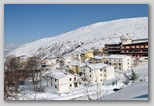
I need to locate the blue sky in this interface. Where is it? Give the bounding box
[4,4,148,46]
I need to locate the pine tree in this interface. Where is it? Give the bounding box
[129,70,138,83]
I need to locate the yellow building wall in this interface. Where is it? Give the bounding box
[99,48,103,53]
[85,52,93,58]
[68,66,79,74]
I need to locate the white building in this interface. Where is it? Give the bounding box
[106,55,131,71]
[84,63,114,83]
[43,70,80,92]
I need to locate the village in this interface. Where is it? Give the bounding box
[38,37,148,91]
[4,36,148,100]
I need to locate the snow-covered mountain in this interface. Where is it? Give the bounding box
[7,17,148,59]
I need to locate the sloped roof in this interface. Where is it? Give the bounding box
[123,38,148,45]
[107,55,128,59]
[87,63,108,70]
[67,60,86,67]
[42,69,70,79]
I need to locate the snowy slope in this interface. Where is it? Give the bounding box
[103,81,148,100]
[7,17,148,59]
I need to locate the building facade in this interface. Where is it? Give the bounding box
[104,43,122,54]
[106,55,131,70]
[84,63,115,83]
[50,73,80,92]
[121,38,148,57]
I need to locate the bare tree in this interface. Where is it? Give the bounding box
[4,55,26,100]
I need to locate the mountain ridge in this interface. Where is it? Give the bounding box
[7,17,148,59]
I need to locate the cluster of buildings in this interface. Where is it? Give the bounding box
[15,37,148,92]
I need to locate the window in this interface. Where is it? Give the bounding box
[128,63,129,65]
[69,78,72,81]
[100,69,102,71]
[100,79,102,81]
[119,63,121,66]
[128,59,129,61]
[55,79,57,82]
[70,84,72,87]
[104,74,106,77]
[74,83,78,87]
[74,77,76,81]
[100,74,102,76]
[104,69,106,72]
[90,75,91,77]
[55,85,57,88]
[89,70,91,73]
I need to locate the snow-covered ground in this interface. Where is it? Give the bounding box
[16,61,148,100]
[102,81,148,100]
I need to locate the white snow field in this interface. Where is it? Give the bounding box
[102,81,148,100]
[7,17,148,59]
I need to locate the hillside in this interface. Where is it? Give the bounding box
[7,17,148,59]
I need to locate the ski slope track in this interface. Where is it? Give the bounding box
[7,17,148,59]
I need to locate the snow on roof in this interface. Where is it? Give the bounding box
[123,38,148,45]
[63,56,72,60]
[43,69,74,79]
[87,63,108,70]
[105,42,120,45]
[69,60,79,66]
[90,56,105,60]
[103,81,148,100]
[107,55,128,59]
[50,71,67,79]
[132,39,148,44]
[67,60,86,67]
[79,63,86,67]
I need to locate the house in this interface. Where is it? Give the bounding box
[43,70,80,92]
[40,59,57,68]
[121,38,148,57]
[66,60,86,74]
[63,56,73,65]
[84,63,114,83]
[106,55,131,70]
[17,55,28,62]
[88,56,108,64]
[80,51,94,62]
[93,48,104,56]
[85,51,94,58]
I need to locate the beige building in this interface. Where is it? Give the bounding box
[89,56,108,64]
[106,55,131,70]
[66,60,86,74]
